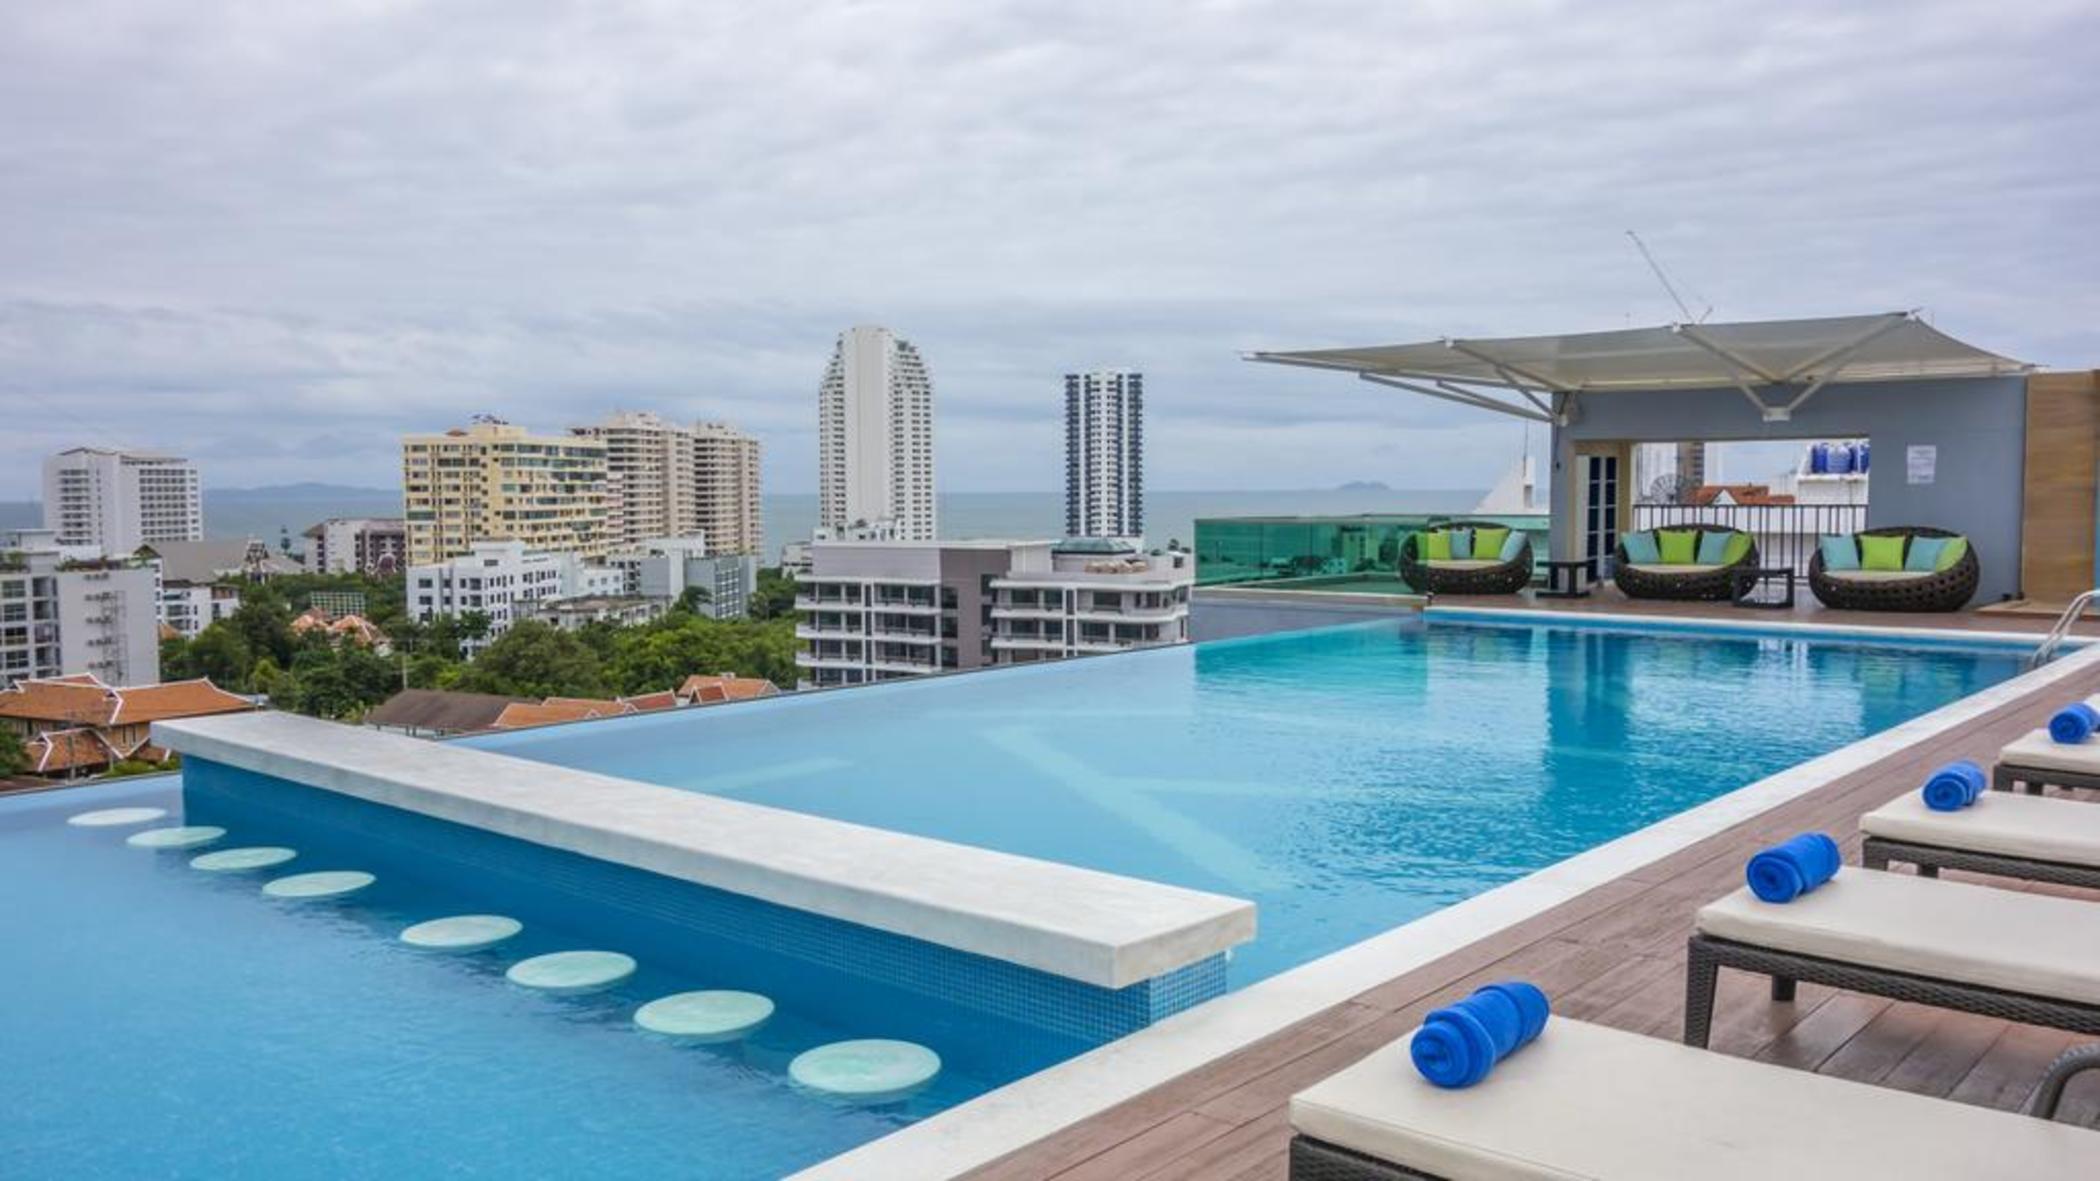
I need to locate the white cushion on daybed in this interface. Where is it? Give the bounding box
[1289,1018,2094,1181]
[1862,789,2100,868]
[2001,726,2100,775]
[1424,559,1505,571]
[1696,871,2100,1006]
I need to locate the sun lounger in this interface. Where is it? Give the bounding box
[1686,870,2100,1047]
[1996,724,2100,795]
[1861,789,2100,888]
[1288,1018,2098,1180]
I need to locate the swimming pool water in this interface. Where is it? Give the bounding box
[0,618,2029,1177]
[0,774,1070,1180]
[474,618,2026,985]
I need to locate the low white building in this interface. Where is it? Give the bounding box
[795,538,1192,688]
[2,530,160,688]
[988,539,1191,663]
[602,534,757,619]
[141,538,302,639]
[408,541,623,654]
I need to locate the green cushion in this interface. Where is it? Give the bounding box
[1419,530,1451,561]
[1721,532,1752,565]
[1471,527,1510,560]
[1656,529,1699,565]
[1934,536,1969,572]
[1859,534,1906,571]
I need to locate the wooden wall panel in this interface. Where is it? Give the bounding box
[2021,371,2100,603]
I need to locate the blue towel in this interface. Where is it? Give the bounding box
[1410,980,1551,1088]
[1920,760,1986,811]
[1745,833,1841,903]
[2049,702,2099,745]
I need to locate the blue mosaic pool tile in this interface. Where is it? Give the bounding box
[182,758,1229,1047]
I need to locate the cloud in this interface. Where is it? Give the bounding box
[1,0,2094,498]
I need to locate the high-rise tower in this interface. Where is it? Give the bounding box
[1064,370,1143,539]
[818,326,935,542]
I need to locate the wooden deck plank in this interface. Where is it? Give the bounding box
[964,631,2100,1180]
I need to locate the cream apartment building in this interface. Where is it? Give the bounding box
[401,420,611,567]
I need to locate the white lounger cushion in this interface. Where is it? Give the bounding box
[1822,569,1937,583]
[1619,562,1724,575]
[1861,790,2100,867]
[1697,871,2100,1006]
[2002,727,2100,775]
[1289,1018,2095,1181]
[1425,559,1506,571]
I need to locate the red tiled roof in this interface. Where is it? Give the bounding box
[26,728,121,774]
[489,700,626,729]
[619,691,680,713]
[0,676,253,728]
[677,674,780,704]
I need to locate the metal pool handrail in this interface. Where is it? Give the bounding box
[2029,588,2100,669]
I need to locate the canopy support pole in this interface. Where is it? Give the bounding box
[1359,373,1555,424]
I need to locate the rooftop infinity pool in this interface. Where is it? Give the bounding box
[0,617,2030,1178]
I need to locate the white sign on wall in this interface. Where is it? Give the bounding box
[1906,444,1937,486]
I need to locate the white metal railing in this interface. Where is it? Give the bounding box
[2030,588,2100,669]
[1631,502,1868,576]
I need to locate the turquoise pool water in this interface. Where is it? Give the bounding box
[474,618,2027,984]
[0,618,2029,1177]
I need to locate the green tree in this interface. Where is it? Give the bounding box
[455,621,608,699]
[608,614,797,692]
[749,567,798,620]
[183,624,256,690]
[0,727,26,775]
[226,593,296,669]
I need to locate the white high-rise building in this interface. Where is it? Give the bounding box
[1064,370,1144,539]
[42,448,202,555]
[818,326,936,542]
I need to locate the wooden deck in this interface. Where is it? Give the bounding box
[967,631,2100,1180]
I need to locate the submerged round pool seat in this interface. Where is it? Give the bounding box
[262,870,375,899]
[789,1039,941,1103]
[400,914,523,952]
[506,951,637,995]
[126,825,226,849]
[634,990,775,1043]
[189,846,297,872]
[66,806,168,828]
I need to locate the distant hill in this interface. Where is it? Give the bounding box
[1333,480,1391,492]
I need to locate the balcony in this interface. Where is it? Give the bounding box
[794,596,867,613]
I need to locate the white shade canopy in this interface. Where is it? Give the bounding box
[1245,312,2029,424]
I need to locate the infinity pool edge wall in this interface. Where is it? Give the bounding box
[153,711,1254,990]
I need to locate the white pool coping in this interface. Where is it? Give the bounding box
[151,711,1254,990]
[792,625,2100,1180]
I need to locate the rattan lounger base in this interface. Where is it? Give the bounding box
[1994,761,2100,796]
[1684,934,2100,1047]
[1861,836,2100,890]
[1289,1136,1442,1181]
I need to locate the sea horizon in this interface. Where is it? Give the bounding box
[1,485,1497,565]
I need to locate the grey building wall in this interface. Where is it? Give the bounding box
[937,545,1013,670]
[1551,375,2027,603]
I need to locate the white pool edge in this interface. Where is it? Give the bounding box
[792,630,2100,1180]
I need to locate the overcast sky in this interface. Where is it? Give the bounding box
[3,0,2095,499]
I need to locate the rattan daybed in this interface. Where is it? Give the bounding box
[1398,521,1533,595]
[1808,525,1979,612]
[1611,524,1758,601]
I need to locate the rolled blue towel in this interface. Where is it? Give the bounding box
[1921,759,1987,811]
[2049,702,2100,745]
[1746,832,1841,903]
[1410,980,1553,1088]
